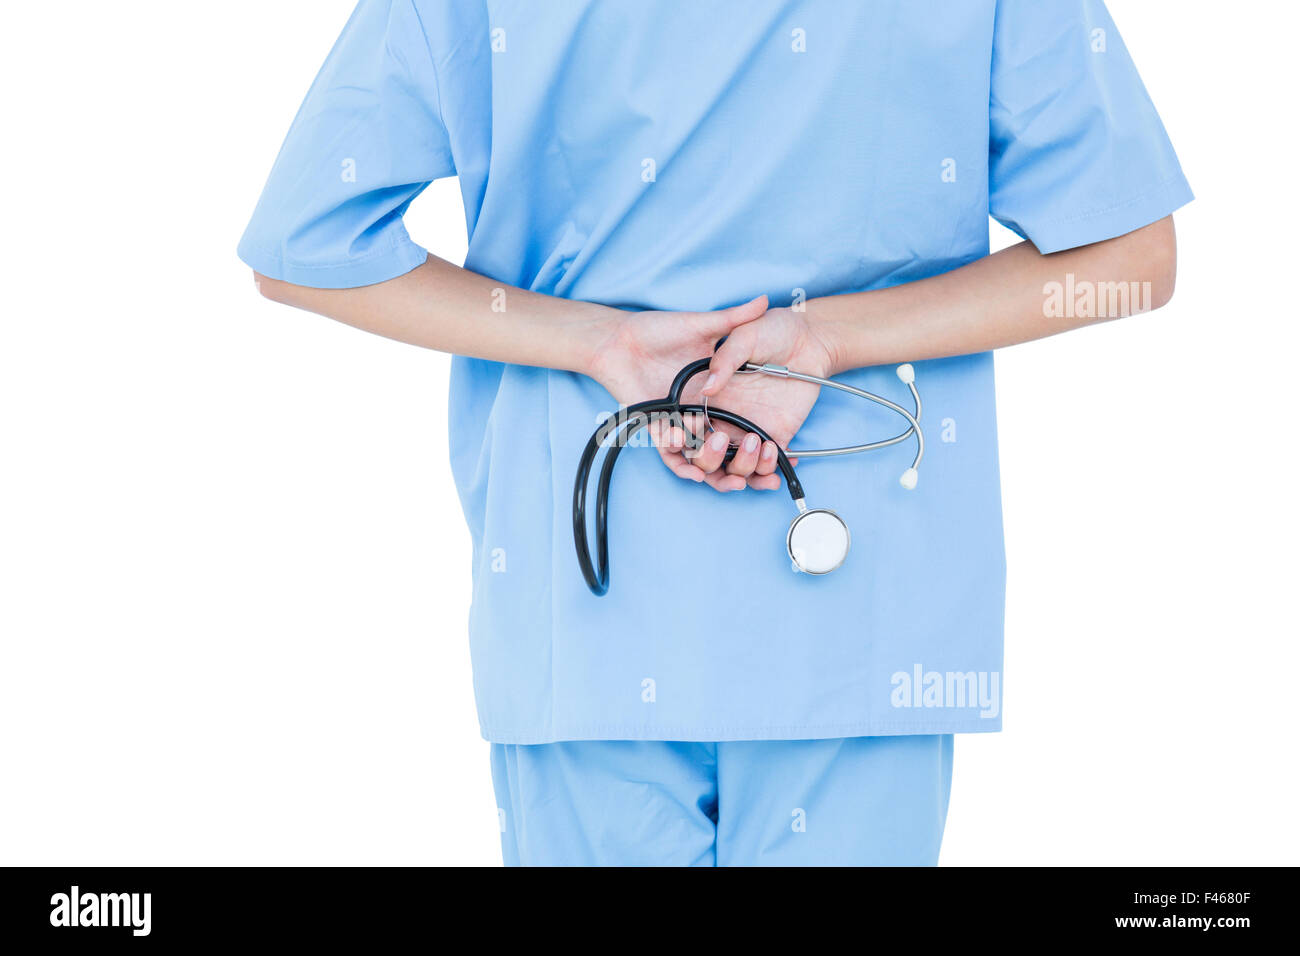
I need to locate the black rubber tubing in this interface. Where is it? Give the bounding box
[573,357,803,596]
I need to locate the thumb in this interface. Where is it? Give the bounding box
[698,295,767,395]
[710,294,768,335]
[702,322,756,396]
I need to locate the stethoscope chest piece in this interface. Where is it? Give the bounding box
[787,506,851,575]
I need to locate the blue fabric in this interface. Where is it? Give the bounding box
[491,735,953,866]
[239,0,1192,742]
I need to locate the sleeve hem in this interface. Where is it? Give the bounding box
[1023,173,1194,255]
[236,236,430,290]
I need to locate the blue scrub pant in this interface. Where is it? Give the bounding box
[490,735,953,866]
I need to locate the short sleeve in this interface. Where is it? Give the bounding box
[237,0,454,288]
[988,0,1193,254]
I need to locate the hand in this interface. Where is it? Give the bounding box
[588,297,839,492]
[589,296,787,491]
[695,305,840,489]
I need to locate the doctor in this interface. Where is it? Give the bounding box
[240,0,1189,866]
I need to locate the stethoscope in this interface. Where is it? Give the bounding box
[573,356,923,595]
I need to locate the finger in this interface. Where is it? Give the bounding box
[754,442,780,476]
[708,294,768,337]
[656,439,706,482]
[726,432,762,477]
[685,428,731,473]
[662,449,706,482]
[648,417,686,454]
[704,470,747,492]
[648,419,705,482]
[753,440,779,477]
[746,442,783,490]
[702,323,756,396]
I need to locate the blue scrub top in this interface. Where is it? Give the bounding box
[239,0,1191,743]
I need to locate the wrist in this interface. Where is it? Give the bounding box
[572,301,624,380]
[804,296,855,376]
[805,288,902,374]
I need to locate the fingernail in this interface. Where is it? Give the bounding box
[762,442,776,460]
[704,374,717,392]
[710,431,728,451]
[743,434,759,452]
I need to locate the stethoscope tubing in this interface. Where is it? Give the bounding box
[573,358,804,595]
[573,356,922,596]
[775,368,924,470]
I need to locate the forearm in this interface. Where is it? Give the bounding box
[811,217,1178,373]
[253,254,617,374]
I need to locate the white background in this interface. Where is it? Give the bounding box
[1,1,1296,866]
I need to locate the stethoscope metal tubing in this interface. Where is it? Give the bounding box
[738,364,925,470]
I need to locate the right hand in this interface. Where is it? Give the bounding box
[588,296,790,491]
